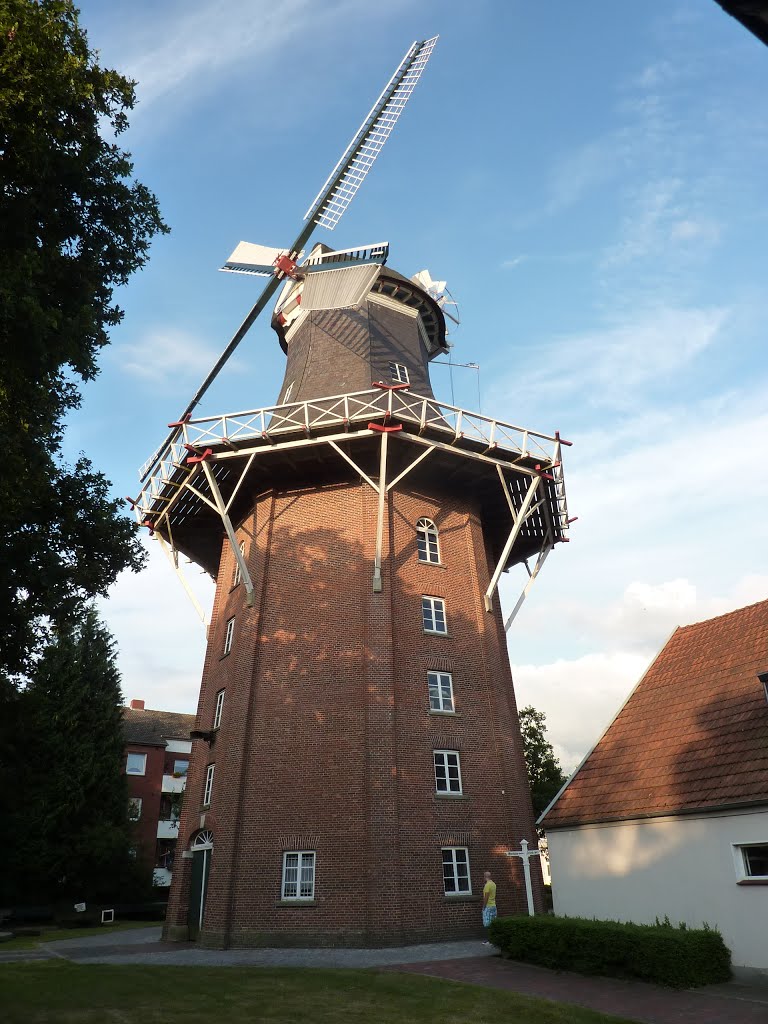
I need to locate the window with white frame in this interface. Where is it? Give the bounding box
[416,518,440,564]
[759,671,768,705]
[283,380,295,404]
[213,689,225,730]
[223,617,235,656]
[422,596,447,634]
[735,843,768,880]
[173,759,189,776]
[128,797,142,821]
[232,540,246,587]
[442,847,471,894]
[126,752,147,776]
[434,749,462,794]
[389,361,409,384]
[428,671,455,713]
[203,764,215,807]
[281,851,315,899]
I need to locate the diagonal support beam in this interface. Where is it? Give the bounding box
[503,536,553,632]
[386,445,435,492]
[200,460,255,607]
[327,440,380,493]
[484,475,542,611]
[156,534,209,627]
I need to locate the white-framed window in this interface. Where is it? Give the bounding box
[416,518,440,564]
[442,847,471,895]
[434,749,462,794]
[428,671,455,713]
[203,764,215,807]
[422,596,447,634]
[389,361,409,384]
[759,671,768,704]
[213,689,225,730]
[281,851,315,900]
[232,540,246,587]
[173,759,189,776]
[223,617,235,656]
[128,797,142,821]
[734,843,768,881]
[283,380,295,404]
[126,752,147,776]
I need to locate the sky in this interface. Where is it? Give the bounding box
[67,0,768,770]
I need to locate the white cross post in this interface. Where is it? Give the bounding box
[505,838,541,916]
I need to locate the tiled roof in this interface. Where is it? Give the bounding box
[122,706,195,746]
[542,599,768,829]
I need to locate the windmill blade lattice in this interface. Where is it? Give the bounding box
[305,36,438,230]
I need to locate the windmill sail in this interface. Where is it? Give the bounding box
[221,242,290,277]
[304,36,438,230]
[144,36,437,480]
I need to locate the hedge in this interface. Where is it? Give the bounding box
[488,915,731,988]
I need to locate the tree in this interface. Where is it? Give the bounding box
[0,0,168,681]
[1,608,144,905]
[519,705,568,819]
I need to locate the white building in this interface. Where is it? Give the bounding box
[541,600,768,978]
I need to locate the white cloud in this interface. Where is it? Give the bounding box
[513,651,648,773]
[98,0,412,122]
[500,256,525,270]
[512,574,768,771]
[113,327,224,384]
[489,304,728,415]
[669,218,720,244]
[99,539,214,714]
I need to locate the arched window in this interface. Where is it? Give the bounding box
[416,518,440,564]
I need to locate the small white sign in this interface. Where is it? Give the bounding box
[73,902,86,913]
[101,909,115,924]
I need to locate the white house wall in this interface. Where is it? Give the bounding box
[547,807,768,971]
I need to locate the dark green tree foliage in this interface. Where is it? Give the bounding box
[0,0,168,680]
[2,608,144,905]
[518,705,567,818]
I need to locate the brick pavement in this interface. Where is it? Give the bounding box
[392,956,768,1024]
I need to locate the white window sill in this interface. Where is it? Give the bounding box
[429,709,459,717]
[435,792,467,800]
[278,899,316,906]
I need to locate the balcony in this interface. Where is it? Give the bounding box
[157,819,180,839]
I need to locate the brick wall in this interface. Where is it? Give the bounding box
[166,473,542,947]
[124,743,164,867]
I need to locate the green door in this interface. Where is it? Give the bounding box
[187,845,211,940]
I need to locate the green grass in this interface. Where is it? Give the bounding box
[0,962,634,1024]
[0,920,159,952]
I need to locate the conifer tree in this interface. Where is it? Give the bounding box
[2,609,142,905]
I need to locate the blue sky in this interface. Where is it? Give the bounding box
[70,0,768,767]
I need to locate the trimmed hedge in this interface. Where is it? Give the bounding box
[488,915,731,988]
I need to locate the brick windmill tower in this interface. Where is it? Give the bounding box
[133,38,571,947]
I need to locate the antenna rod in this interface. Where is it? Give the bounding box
[142,37,437,481]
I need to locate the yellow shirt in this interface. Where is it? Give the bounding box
[483,880,496,908]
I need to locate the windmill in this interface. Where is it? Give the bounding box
[136,35,572,949]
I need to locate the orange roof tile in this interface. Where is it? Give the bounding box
[542,599,768,828]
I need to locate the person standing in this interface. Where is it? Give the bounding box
[482,870,497,942]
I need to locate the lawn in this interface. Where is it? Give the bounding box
[0,920,159,952]
[0,962,634,1024]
